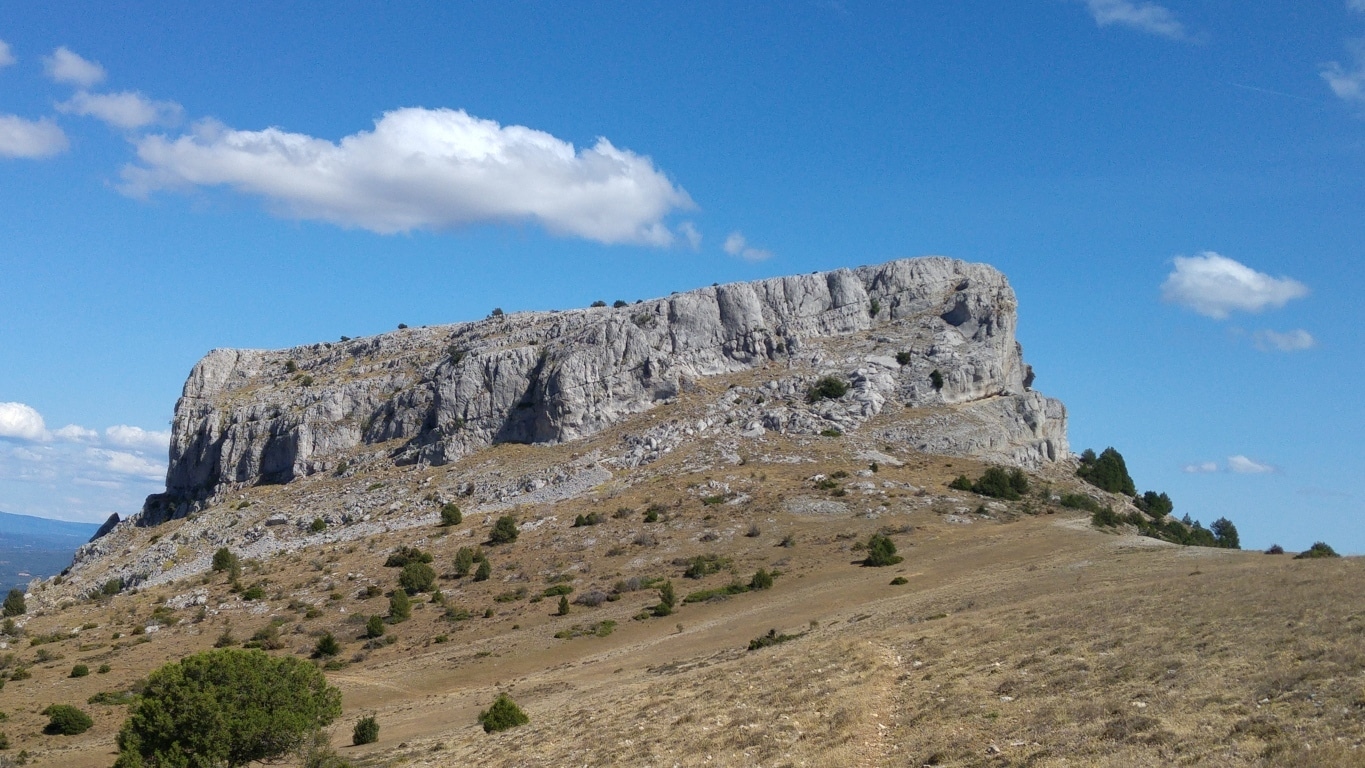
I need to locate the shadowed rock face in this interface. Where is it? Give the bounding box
[138,257,1067,525]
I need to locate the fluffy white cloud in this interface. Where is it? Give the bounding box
[91,448,164,480]
[1182,461,1219,474]
[0,403,49,441]
[1161,252,1308,319]
[0,40,14,68]
[722,231,773,262]
[1253,328,1317,352]
[0,115,69,159]
[58,90,182,130]
[1083,0,1187,40]
[104,425,171,451]
[54,424,99,442]
[43,46,106,87]
[1228,455,1277,474]
[1322,41,1365,105]
[121,108,694,246]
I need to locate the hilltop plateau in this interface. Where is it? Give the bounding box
[1,258,1359,767]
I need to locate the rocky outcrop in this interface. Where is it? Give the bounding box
[139,257,1067,524]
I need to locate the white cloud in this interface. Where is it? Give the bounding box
[1253,329,1317,352]
[1182,461,1219,474]
[1322,40,1365,105]
[1161,252,1309,319]
[120,108,694,246]
[1351,0,1365,13]
[104,425,171,451]
[0,40,15,68]
[54,424,99,442]
[679,221,702,250]
[722,231,773,262]
[1228,455,1277,474]
[43,46,106,87]
[0,403,49,441]
[91,448,165,480]
[57,90,182,130]
[0,115,69,159]
[1083,0,1188,40]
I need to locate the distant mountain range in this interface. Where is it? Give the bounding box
[0,511,100,593]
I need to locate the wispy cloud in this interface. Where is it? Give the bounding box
[1351,0,1365,13]
[1182,461,1219,474]
[43,46,106,88]
[1161,252,1309,319]
[722,231,773,262]
[121,108,695,246]
[1082,0,1188,40]
[0,40,15,69]
[58,90,182,130]
[1228,455,1277,474]
[679,221,702,250]
[1253,329,1317,352]
[0,402,168,523]
[0,115,69,159]
[1322,40,1365,105]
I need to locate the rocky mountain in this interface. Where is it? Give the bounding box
[140,257,1067,526]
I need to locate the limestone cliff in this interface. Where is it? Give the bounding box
[139,257,1067,524]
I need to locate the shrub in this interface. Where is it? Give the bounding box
[1266,544,1285,555]
[453,546,479,577]
[895,351,912,366]
[489,515,519,544]
[309,518,327,533]
[240,583,266,601]
[114,649,340,767]
[212,547,241,579]
[807,376,849,403]
[969,467,1028,500]
[1059,493,1103,513]
[948,475,973,491]
[613,300,628,308]
[929,370,944,390]
[478,693,529,733]
[557,596,570,616]
[2,590,24,618]
[70,664,89,678]
[439,503,462,527]
[748,628,802,651]
[43,704,93,735]
[652,581,676,617]
[1134,491,1174,519]
[399,562,437,594]
[819,428,843,438]
[98,664,111,674]
[749,568,774,590]
[869,298,881,317]
[364,615,385,639]
[683,554,729,579]
[1076,447,1136,496]
[352,715,379,745]
[863,534,903,567]
[543,584,573,597]
[590,300,607,308]
[102,577,126,596]
[473,559,492,582]
[388,589,411,622]
[313,633,341,658]
[572,512,604,527]
[0,732,7,749]
[1295,542,1340,559]
[889,576,909,585]
[383,546,433,568]
[1090,506,1122,527]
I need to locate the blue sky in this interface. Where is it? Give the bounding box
[1,1,1362,553]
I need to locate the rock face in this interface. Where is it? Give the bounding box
[139,257,1067,524]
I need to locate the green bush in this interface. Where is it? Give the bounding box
[114,649,340,767]
[652,581,676,617]
[473,559,492,582]
[1295,542,1340,559]
[44,704,93,735]
[383,546,433,568]
[1090,506,1122,527]
[806,376,849,403]
[613,300,628,308]
[352,715,379,745]
[749,568,774,590]
[240,583,266,601]
[969,467,1028,500]
[2,590,24,618]
[70,664,89,678]
[1076,447,1136,496]
[748,628,802,651]
[683,554,729,579]
[453,546,481,577]
[863,534,903,567]
[399,562,437,594]
[313,633,341,658]
[212,547,241,579]
[895,351,912,366]
[869,298,881,317]
[1059,493,1103,513]
[309,518,327,533]
[557,596,569,616]
[948,475,973,491]
[478,693,529,733]
[388,589,411,623]
[489,515,519,544]
[364,615,385,640]
[439,503,462,527]
[929,370,944,390]
[1134,491,1174,519]
[890,576,909,585]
